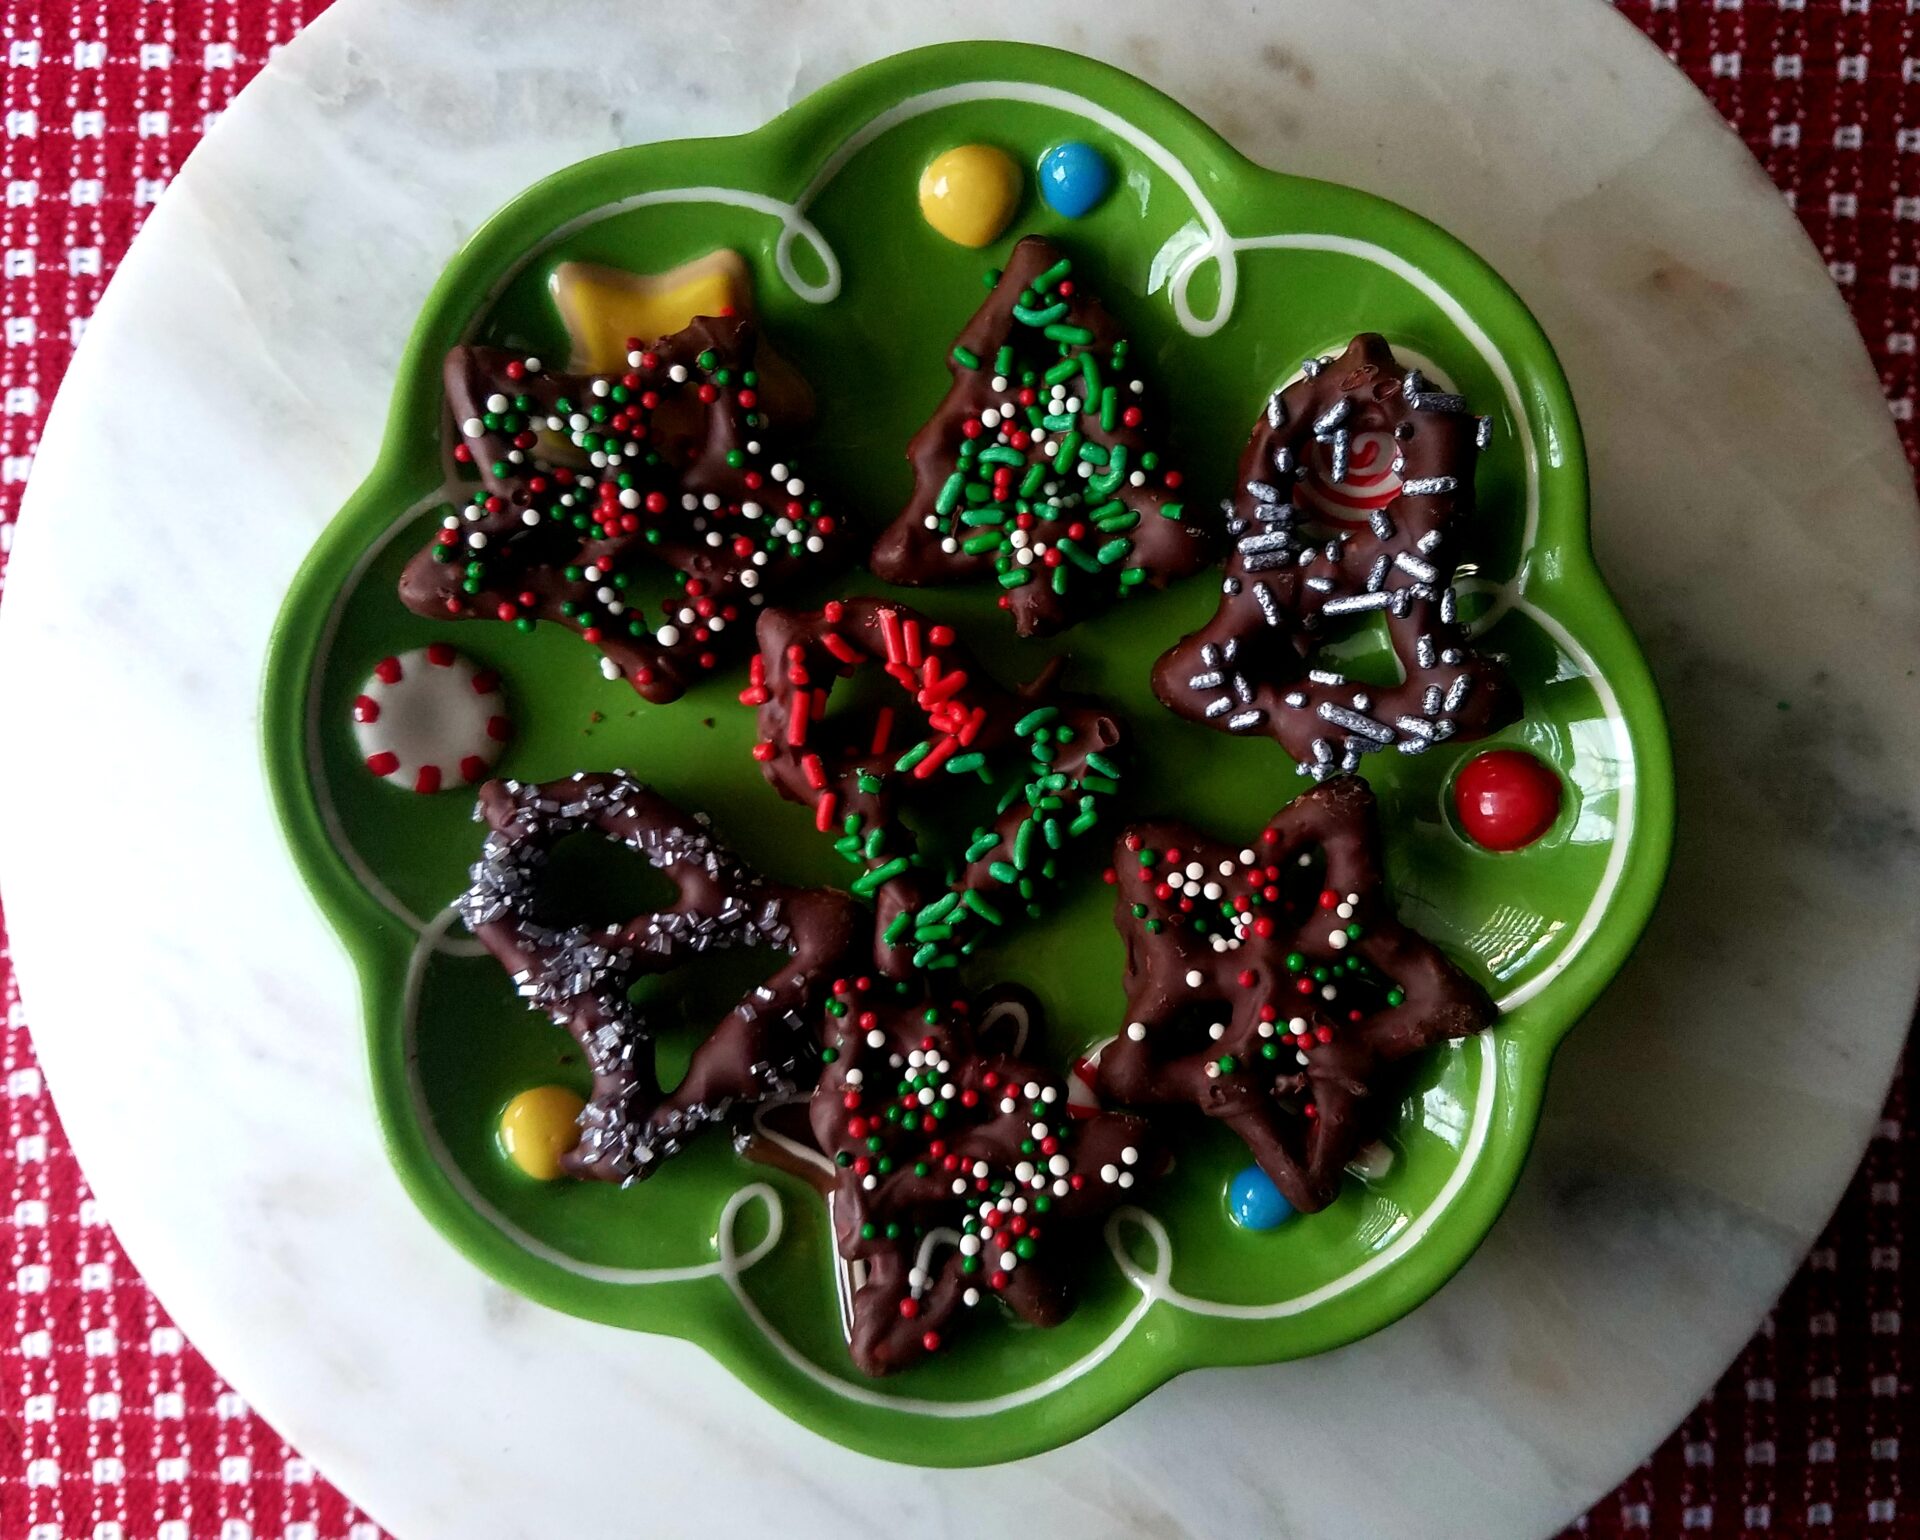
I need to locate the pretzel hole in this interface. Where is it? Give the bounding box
[537,830,677,932]
[1304,609,1405,689]
[629,947,791,1090]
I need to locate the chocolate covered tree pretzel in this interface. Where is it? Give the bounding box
[1152,334,1516,777]
[1099,776,1494,1214]
[744,597,1125,975]
[809,977,1157,1375]
[870,236,1211,636]
[401,313,852,704]
[459,771,861,1182]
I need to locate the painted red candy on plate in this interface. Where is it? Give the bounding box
[1453,748,1561,851]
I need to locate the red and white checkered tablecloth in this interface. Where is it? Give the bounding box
[0,3,1913,1536]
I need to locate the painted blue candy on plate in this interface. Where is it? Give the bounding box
[1228,1165,1297,1230]
[1037,140,1113,218]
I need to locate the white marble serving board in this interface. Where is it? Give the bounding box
[2,2,1917,1536]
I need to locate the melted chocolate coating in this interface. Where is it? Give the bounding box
[400,314,852,704]
[871,235,1211,636]
[1152,334,1516,777]
[1098,776,1494,1214]
[810,980,1158,1376]
[748,596,1125,976]
[459,771,861,1182]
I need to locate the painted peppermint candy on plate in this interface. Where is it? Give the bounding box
[351,643,511,793]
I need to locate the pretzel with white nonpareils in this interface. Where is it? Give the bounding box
[1099,775,1494,1214]
[1151,333,1517,778]
[400,313,853,704]
[809,977,1158,1375]
[459,771,861,1183]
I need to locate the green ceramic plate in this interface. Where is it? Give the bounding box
[263,42,1672,1466]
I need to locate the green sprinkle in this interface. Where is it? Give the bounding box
[959,507,1006,527]
[1043,817,1063,850]
[894,740,932,773]
[1035,256,1072,288]
[1013,819,1034,870]
[1099,386,1118,432]
[997,568,1031,589]
[917,893,962,926]
[1019,463,1046,498]
[1084,751,1121,778]
[965,831,1001,861]
[952,345,981,368]
[863,828,886,859]
[979,444,1024,467]
[988,861,1019,884]
[1043,323,1094,345]
[853,857,912,897]
[1058,537,1100,573]
[1012,299,1069,327]
[1080,774,1119,794]
[1159,500,1186,521]
[962,532,1003,555]
[915,925,952,943]
[1069,807,1099,836]
[994,344,1015,376]
[961,890,1003,924]
[1043,355,1081,386]
[1118,567,1148,588]
[1096,538,1131,566]
[935,472,965,516]
[1015,706,1059,735]
[946,751,987,775]
[1052,430,1082,473]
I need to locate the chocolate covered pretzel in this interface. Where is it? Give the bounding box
[401,313,852,704]
[459,771,861,1182]
[1099,776,1494,1214]
[1152,334,1516,777]
[810,977,1158,1375]
[744,597,1125,975]
[870,236,1212,636]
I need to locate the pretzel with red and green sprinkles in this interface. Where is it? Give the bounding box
[745,597,1125,976]
[870,235,1212,637]
[1099,775,1495,1214]
[399,312,852,705]
[809,976,1158,1376]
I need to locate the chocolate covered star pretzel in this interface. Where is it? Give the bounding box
[810,977,1157,1375]
[401,313,852,704]
[459,771,861,1182]
[744,597,1125,975]
[1099,776,1494,1214]
[1152,334,1516,777]
[870,236,1211,636]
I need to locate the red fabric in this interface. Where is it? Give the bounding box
[0,1,1914,1534]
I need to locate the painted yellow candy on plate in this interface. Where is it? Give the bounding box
[549,251,813,420]
[918,144,1021,248]
[497,1085,586,1181]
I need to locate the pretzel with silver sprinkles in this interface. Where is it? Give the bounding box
[1151,334,1516,778]
[810,976,1158,1375]
[459,771,861,1183]
[1099,775,1494,1214]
